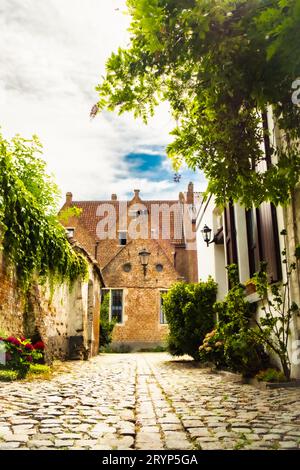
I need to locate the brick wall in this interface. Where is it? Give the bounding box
[102,238,180,348]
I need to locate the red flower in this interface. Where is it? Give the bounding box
[27,355,33,362]
[24,343,34,351]
[6,336,21,346]
[20,336,26,342]
[33,341,45,351]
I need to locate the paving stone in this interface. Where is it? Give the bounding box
[263,434,282,440]
[188,428,212,438]
[3,434,29,442]
[279,441,299,449]
[28,440,54,448]
[0,442,20,449]
[54,439,74,447]
[55,433,82,440]
[75,439,98,448]
[0,353,299,451]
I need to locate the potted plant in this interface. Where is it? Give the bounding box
[243,278,256,296]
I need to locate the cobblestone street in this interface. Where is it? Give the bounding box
[0,353,299,450]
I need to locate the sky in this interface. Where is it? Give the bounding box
[0,0,206,202]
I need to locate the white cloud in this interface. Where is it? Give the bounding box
[0,0,205,203]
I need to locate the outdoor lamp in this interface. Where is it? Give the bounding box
[201,224,213,247]
[139,248,151,276]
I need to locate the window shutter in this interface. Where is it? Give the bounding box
[254,112,282,283]
[224,203,238,266]
[246,208,261,277]
[256,203,282,283]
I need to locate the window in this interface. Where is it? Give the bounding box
[118,231,127,246]
[160,291,168,324]
[224,203,238,266]
[246,209,260,277]
[111,289,123,323]
[66,228,75,238]
[257,203,282,283]
[129,209,148,218]
[156,264,163,272]
[123,263,132,273]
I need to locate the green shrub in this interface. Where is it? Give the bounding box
[29,364,51,375]
[255,368,286,383]
[100,292,116,350]
[0,369,19,382]
[199,329,226,368]
[163,278,217,360]
[199,265,269,377]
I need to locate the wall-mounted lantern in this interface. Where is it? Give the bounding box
[201,224,215,247]
[139,248,151,276]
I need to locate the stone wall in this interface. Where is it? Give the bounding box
[0,246,102,362]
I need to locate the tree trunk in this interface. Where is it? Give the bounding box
[280,358,291,381]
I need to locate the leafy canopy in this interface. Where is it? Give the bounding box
[96,0,300,207]
[0,131,88,289]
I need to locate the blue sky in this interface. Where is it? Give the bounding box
[0,0,207,202]
[124,147,202,197]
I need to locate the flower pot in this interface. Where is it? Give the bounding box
[244,282,256,296]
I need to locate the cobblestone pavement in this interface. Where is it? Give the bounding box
[0,353,300,450]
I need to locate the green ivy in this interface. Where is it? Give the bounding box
[99,291,116,350]
[0,132,88,289]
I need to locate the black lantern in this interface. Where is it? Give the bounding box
[139,248,151,276]
[201,224,213,247]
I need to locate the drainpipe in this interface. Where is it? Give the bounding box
[94,241,99,260]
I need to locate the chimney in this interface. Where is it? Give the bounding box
[186,182,194,204]
[111,194,117,201]
[66,192,73,204]
[134,189,140,198]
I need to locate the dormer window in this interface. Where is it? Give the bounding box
[118,231,127,246]
[128,209,148,218]
[66,228,75,238]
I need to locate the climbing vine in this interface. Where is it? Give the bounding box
[0,132,88,289]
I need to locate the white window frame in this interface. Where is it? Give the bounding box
[66,227,75,238]
[159,290,168,325]
[117,230,128,246]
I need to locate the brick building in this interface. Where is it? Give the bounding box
[60,183,198,350]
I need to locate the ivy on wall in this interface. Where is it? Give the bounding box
[0,131,88,289]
